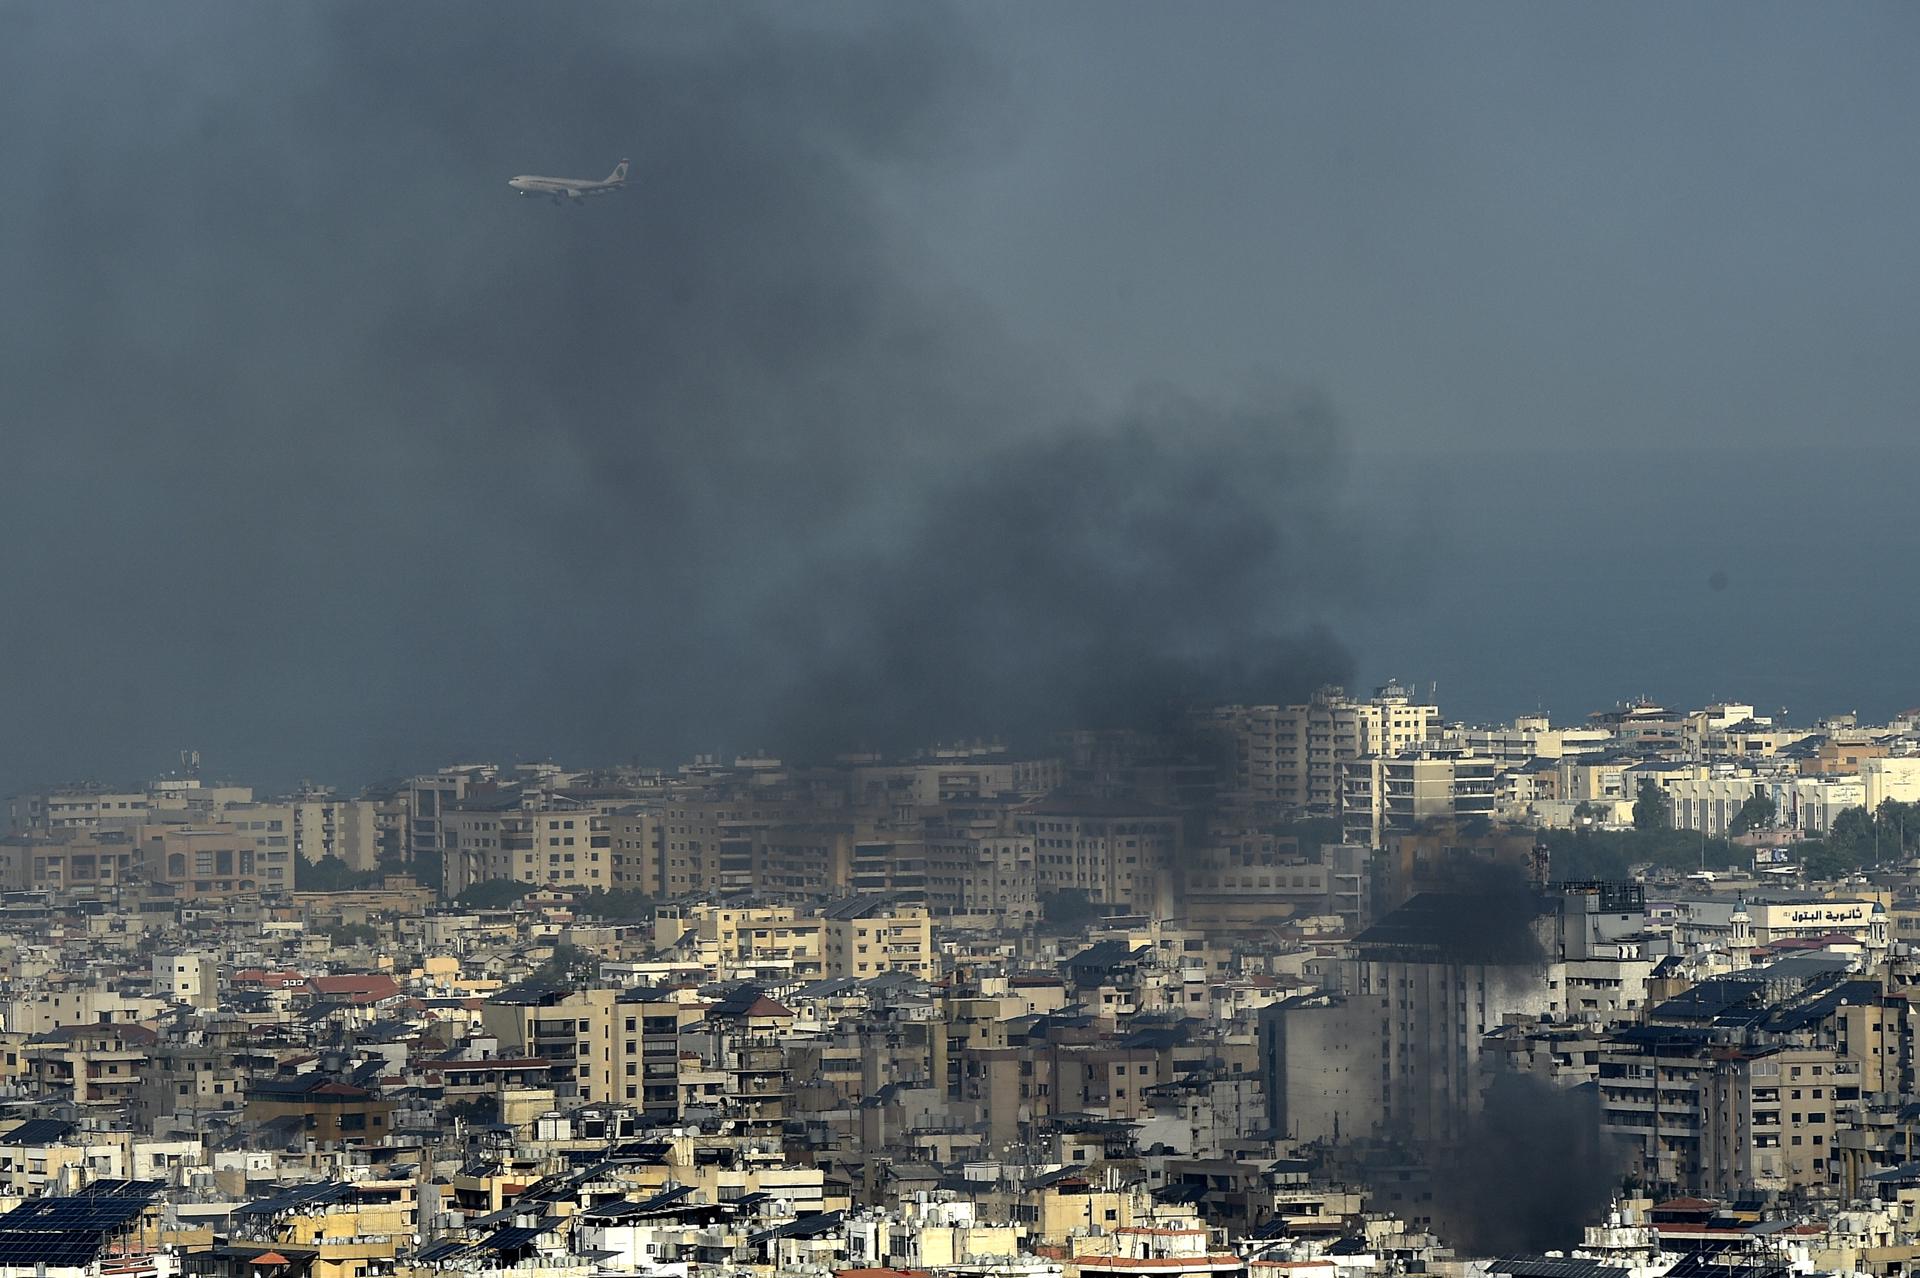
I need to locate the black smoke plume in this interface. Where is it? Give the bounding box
[1430,1074,1624,1255]
[0,2,1370,788]
[771,390,1360,753]
[1358,863,1623,1254]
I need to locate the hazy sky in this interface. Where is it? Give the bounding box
[1,2,1915,792]
[915,4,1920,451]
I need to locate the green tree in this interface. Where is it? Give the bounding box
[573,888,654,921]
[1728,792,1776,837]
[455,878,536,909]
[532,942,598,984]
[295,854,381,892]
[326,922,378,947]
[1873,799,1920,859]
[1633,779,1672,833]
[1794,838,1857,882]
[1538,824,1744,881]
[444,1095,500,1126]
[1823,806,1883,871]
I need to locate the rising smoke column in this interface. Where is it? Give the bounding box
[766,387,1363,753]
[1361,863,1624,1255]
[0,2,1384,784]
[1429,1073,1624,1255]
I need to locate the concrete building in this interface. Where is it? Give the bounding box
[850,752,1063,807]
[1339,754,1498,848]
[651,899,936,982]
[0,830,137,901]
[152,953,217,1010]
[1700,1045,1846,1197]
[1212,683,1440,813]
[1863,756,1920,810]
[1262,883,1649,1147]
[136,824,295,899]
[289,798,380,869]
[1447,716,1611,765]
[1014,798,1179,912]
[924,818,1037,921]
[480,984,684,1117]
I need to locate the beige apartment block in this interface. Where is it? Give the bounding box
[1213,682,1440,813]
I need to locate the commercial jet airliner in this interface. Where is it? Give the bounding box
[508,159,629,204]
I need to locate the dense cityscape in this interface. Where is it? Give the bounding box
[5,4,1914,1278]
[3,689,1920,1278]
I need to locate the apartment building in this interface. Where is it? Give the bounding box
[1263,885,1646,1147]
[136,824,295,899]
[1014,798,1179,912]
[850,753,1063,807]
[480,985,683,1118]
[0,830,137,901]
[1446,716,1610,765]
[822,895,937,981]
[924,814,1037,920]
[651,899,936,982]
[1212,682,1441,813]
[442,796,615,894]
[1339,754,1498,848]
[14,787,151,833]
[289,798,380,869]
[1700,1045,1847,1197]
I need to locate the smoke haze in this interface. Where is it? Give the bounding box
[1431,1074,1623,1255]
[0,3,1371,788]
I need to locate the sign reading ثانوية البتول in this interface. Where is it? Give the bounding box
[1767,903,1868,926]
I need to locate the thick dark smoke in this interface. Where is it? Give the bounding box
[0,2,1369,789]
[775,389,1359,752]
[1430,1074,1623,1255]
[1418,863,1548,967]
[1358,863,1621,1253]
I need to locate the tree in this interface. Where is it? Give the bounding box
[1824,806,1882,870]
[327,922,378,947]
[532,943,598,984]
[1874,799,1920,860]
[1728,792,1776,837]
[455,878,535,909]
[1633,779,1672,833]
[296,854,381,892]
[1795,838,1856,882]
[1537,824,1744,881]
[573,888,654,921]
[444,1095,500,1126]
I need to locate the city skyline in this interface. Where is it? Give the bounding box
[4,5,1920,793]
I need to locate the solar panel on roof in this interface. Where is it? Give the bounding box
[0,1119,77,1147]
[1489,1257,1630,1278]
[479,1224,548,1253]
[235,1182,356,1218]
[0,1196,150,1232]
[413,1239,476,1263]
[72,1179,162,1200]
[0,1232,106,1268]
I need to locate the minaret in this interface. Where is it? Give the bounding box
[1730,895,1754,969]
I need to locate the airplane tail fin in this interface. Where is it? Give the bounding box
[607,159,630,185]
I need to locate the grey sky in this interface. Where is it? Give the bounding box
[906,2,1920,450]
[903,4,1920,451]
[0,2,1914,792]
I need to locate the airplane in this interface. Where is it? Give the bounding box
[508,159,629,205]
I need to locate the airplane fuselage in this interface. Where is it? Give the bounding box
[508,160,628,203]
[509,177,618,197]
